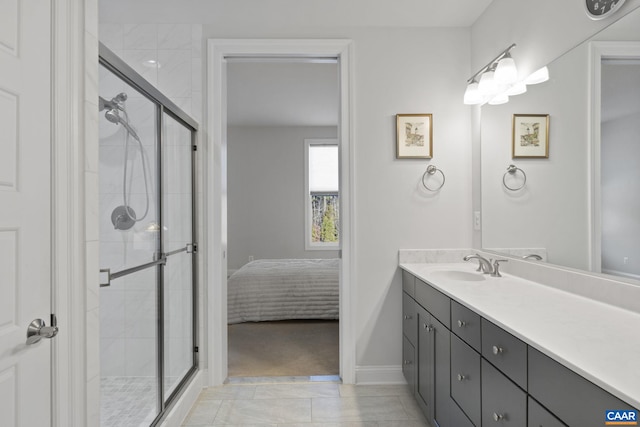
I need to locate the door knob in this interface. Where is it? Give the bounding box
[26,317,59,345]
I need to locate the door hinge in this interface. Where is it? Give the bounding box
[192,145,197,151]
[194,346,199,353]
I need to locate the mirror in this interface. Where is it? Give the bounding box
[480,6,640,280]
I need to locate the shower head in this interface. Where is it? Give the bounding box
[99,92,128,112]
[104,109,139,140]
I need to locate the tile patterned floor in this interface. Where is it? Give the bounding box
[181,380,429,427]
[101,376,157,427]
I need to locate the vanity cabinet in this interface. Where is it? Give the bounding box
[528,397,566,427]
[528,347,635,427]
[401,269,638,427]
[450,334,481,426]
[482,360,527,426]
[402,292,417,394]
[481,319,527,390]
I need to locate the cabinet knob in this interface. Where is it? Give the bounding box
[457,373,466,381]
[423,324,434,332]
[492,345,504,355]
[404,314,412,320]
[404,360,412,365]
[492,413,504,422]
[457,320,466,328]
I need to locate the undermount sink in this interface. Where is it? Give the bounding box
[429,270,486,282]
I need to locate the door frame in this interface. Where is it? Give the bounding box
[51,0,94,425]
[206,39,355,385]
[589,41,640,273]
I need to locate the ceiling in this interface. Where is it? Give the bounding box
[227,61,339,127]
[100,0,495,28]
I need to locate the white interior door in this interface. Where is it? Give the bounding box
[0,1,53,426]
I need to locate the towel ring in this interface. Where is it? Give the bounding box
[503,164,526,191]
[422,165,445,192]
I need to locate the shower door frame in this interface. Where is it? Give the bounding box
[98,43,199,426]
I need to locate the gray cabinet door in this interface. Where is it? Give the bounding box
[481,360,527,427]
[417,306,434,421]
[528,397,567,427]
[402,270,416,297]
[433,316,452,427]
[451,334,481,426]
[403,335,416,395]
[403,292,417,346]
[451,300,481,352]
[528,347,636,427]
[481,319,527,390]
[415,278,450,328]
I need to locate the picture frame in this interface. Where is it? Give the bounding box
[396,113,433,159]
[512,114,550,158]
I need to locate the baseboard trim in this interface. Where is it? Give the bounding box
[160,369,206,427]
[355,365,406,384]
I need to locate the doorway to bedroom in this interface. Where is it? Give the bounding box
[225,57,341,378]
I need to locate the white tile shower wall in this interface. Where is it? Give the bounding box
[98,22,202,380]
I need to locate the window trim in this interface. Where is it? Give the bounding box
[304,139,340,251]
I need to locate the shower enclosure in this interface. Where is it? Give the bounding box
[98,43,198,427]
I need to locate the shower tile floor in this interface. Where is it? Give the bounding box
[101,376,158,427]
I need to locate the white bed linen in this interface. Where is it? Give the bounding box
[227,258,339,324]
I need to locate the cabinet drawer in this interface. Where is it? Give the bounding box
[451,300,481,352]
[402,292,417,346]
[528,347,636,427]
[450,334,481,427]
[402,335,416,395]
[528,397,566,427]
[481,319,527,390]
[415,278,450,328]
[482,360,527,427]
[402,270,415,298]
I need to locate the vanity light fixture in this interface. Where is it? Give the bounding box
[524,66,549,85]
[494,53,518,84]
[464,43,517,105]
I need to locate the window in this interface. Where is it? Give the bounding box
[305,139,339,250]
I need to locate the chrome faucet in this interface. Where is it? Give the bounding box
[463,254,493,274]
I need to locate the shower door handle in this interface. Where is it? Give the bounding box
[26,315,59,345]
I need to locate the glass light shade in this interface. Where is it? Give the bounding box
[524,66,549,84]
[506,81,527,96]
[488,93,509,105]
[463,82,484,105]
[494,56,518,84]
[478,70,497,95]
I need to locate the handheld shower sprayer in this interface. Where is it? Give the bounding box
[99,91,150,230]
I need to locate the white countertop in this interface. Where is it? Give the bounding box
[400,262,640,409]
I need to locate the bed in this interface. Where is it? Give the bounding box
[227,258,339,324]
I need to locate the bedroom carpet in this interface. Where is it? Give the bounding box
[228,320,339,377]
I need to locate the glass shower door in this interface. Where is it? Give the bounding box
[162,111,195,399]
[99,62,161,427]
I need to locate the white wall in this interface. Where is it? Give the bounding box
[471,0,640,81]
[227,126,339,270]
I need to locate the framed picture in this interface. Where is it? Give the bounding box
[512,114,550,158]
[396,113,433,159]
